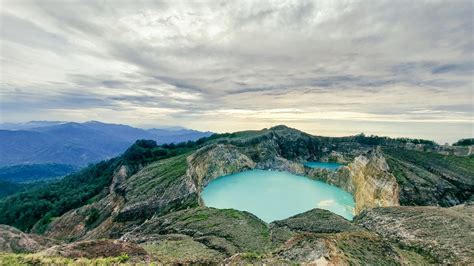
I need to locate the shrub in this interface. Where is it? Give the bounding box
[85,208,100,227]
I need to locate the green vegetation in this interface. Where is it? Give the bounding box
[350,133,437,146]
[0,163,78,183]
[270,208,363,235]
[132,207,272,254]
[0,164,77,199]
[0,137,214,233]
[332,232,432,265]
[0,181,38,199]
[0,252,132,265]
[143,237,224,264]
[0,158,121,233]
[385,148,474,179]
[119,153,193,219]
[85,208,100,227]
[0,126,455,233]
[124,133,238,162]
[116,252,130,263]
[385,147,474,206]
[453,138,474,146]
[120,134,237,167]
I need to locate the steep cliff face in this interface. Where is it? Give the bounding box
[187,144,256,191]
[44,166,130,241]
[348,149,400,213]
[305,167,354,192]
[304,149,400,214]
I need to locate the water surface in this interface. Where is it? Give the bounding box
[304,161,343,170]
[202,169,355,222]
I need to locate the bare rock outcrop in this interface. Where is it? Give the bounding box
[308,148,400,214]
[44,165,130,241]
[355,205,474,264]
[347,148,400,213]
[0,225,58,253]
[187,144,256,190]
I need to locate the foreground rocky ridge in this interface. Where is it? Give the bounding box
[0,225,58,254]
[2,205,472,264]
[1,125,473,264]
[355,204,474,264]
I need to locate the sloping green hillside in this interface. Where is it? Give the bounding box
[0,181,36,199]
[0,158,121,232]
[0,138,205,232]
[385,148,474,206]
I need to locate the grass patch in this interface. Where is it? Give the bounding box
[223,209,243,219]
[143,238,223,264]
[240,252,265,260]
[0,252,132,265]
[188,213,210,222]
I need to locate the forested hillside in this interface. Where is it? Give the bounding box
[0,134,223,232]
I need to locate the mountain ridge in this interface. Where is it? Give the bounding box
[0,121,213,167]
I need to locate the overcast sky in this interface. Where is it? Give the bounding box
[0,0,472,143]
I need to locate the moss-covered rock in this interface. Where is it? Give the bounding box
[122,207,271,255]
[271,208,363,234]
[42,239,148,260]
[142,234,224,264]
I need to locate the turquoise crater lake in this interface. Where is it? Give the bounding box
[202,169,355,222]
[304,161,343,170]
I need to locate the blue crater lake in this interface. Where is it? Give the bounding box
[304,161,343,170]
[201,169,355,222]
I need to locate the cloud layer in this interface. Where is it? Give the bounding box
[1,0,473,142]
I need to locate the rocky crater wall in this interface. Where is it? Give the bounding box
[186,141,400,215]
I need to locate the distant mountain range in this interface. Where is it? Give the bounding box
[0,121,213,167]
